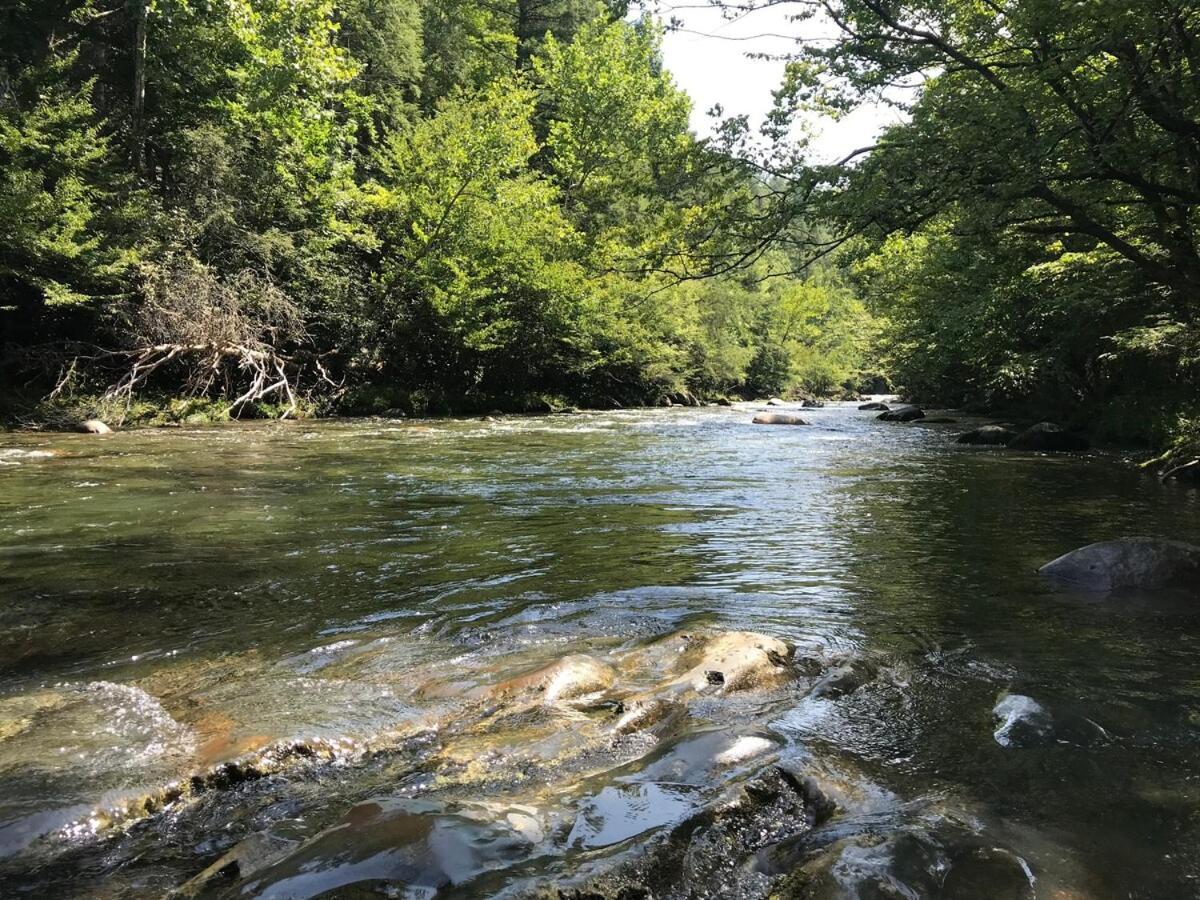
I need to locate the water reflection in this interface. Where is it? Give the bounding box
[1,405,1199,896]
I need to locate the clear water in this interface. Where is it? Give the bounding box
[1,404,1199,897]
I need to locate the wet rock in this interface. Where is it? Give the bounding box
[1038,537,1200,592]
[1008,421,1089,452]
[921,415,958,423]
[612,697,683,735]
[238,799,538,898]
[877,405,924,422]
[956,425,1017,445]
[716,397,733,407]
[175,831,298,897]
[753,413,809,426]
[772,831,946,899]
[670,631,794,693]
[809,660,873,700]
[993,693,1054,748]
[801,399,825,409]
[767,397,786,406]
[942,846,1035,899]
[858,402,889,411]
[77,419,112,434]
[486,654,616,703]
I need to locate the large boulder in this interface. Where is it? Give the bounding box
[877,405,924,422]
[1008,421,1089,451]
[956,425,1017,445]
[1039,537,1200,592]
[858,401,889,411]
[753,413,808,426]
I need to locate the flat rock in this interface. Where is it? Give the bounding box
[858,401,889,411]
[1039,537,1200,591]
[753,413,808,426]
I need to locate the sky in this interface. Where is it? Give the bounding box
[650,2,907,162]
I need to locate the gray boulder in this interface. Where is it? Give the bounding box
[77,419,112,434]
[956,425,1017,445]
[1039,537,1200,591]
[753,413,808,426]
[1008,421,1088,451]
[877,405,924,422]
[858,401,889,411]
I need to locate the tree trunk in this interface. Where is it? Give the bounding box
[131,0,148,171]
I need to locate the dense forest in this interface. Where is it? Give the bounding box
[0,0,873,423]
[2,0,1198,460]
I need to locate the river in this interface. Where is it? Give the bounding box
[1,403,1198,898]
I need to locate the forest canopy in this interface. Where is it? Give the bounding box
[0,0,872,422]
[3,0,1198,458]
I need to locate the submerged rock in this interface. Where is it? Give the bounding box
[993,693,1054,748]
[921,415,958,424]
[957,425,1017,445]
[858,401,889,411]
[1008,421,1089,452]
[670,631,794,693]
[485,654,616,703]
[77,419,112,434]
[877,405,924,422]
[753,413,809,426]
[1039,537,1200,592]
[175,831,298,897]
[236,799,539,899]
[942,846,1036,899]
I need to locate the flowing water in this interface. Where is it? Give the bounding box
[1,404,1199,898]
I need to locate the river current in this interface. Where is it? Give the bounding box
[1,403,1199,898]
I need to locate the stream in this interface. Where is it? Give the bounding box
[2,403,1199,898]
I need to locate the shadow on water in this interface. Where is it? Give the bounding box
[1,407,1199,896]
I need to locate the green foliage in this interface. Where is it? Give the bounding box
[1,0,874,419]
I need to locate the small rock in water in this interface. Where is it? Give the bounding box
[767,397,786,406]
[671,631,794,693]
[77,419,112,434]
[858,401,889,411]
[877,405,924,422]
[1008,421,1089,451]
[956,424,1017,445]
[1039,537,1200,592]
[753,413,808,426]
[993,693,1054,748]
